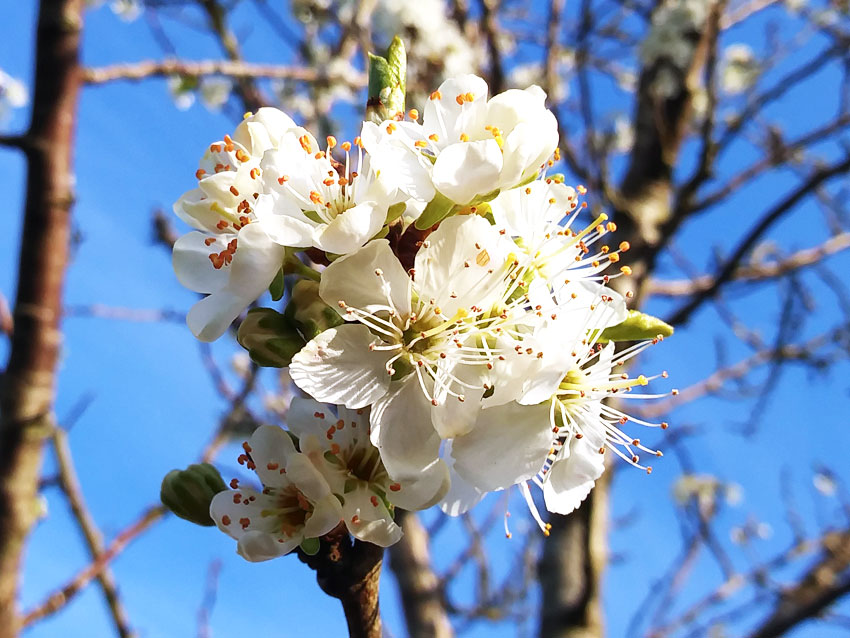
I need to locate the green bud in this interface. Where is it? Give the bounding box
[284,279,343,341]
[597,310,675,343]
[367,36,406,124]
[160,463,227,527]
[237,307,305,368]
[300,537,321,556]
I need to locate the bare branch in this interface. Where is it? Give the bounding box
[51,427,134,637]
[83,58,364,87]
[648,232,850,297]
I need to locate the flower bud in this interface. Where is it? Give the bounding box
[237,307,305,368]
[366,36,406,123]
[160,463,227,527]
[284,280,343,341]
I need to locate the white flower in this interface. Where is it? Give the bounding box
[0,69,28,123]
[287,398,449,547]
[210,425,342,562]
[258,129,400,255]
[290,214,540,478]
[721,44,759,95]
[361,74,559,207]
[199,77,233,111]
[172,109,297,341]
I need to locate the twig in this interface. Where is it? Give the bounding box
[667,154,850,325]
[51,427,135,637]
[83,58,363,87]
[64,304,185,323]
[23,504,167,626]
[648,232,850,296]
[196,559,222,638]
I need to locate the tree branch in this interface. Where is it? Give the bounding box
[51,427,134,637]
[667,154,850,325]
[0,1,84,635]
[389,510,454,638]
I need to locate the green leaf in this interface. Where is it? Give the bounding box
[300,537,321,556]
[269,267,285,301]
[414,191,457,230]
[367,37,407,123]
[597,310,674,343]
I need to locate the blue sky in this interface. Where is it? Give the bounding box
[3,2,850,637]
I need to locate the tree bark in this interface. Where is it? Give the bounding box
[389,510,454,638]
[0,0,83,634]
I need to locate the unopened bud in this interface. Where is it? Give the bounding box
[160,463,227,527]
[237,307,305,368]
[366,36,406,124]
[285,280,343,340]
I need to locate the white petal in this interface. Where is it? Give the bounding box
[173,188,222,233]
[370,377,441,480]
[430,360,485,438]
[303,493,344,538]
[186,290,247,342]
[253,193,315,248]
[320,239,412,318]
[543,438,605,515]
[233,107,296,155]
[248,425,297,489]
[289,325,393,409]
[237,530,298,562]
[452,401,551,492]
[228,222,286,293]
[432,140,502,205]
[423,75,489,143]
[439,441,485,516]
[314,201,386,255]
[285,397,336,441]
[387,460,450,512]
[360,121,436,202]
[172,231,230,293]
[413,215,512,317]
[342,485,403,547]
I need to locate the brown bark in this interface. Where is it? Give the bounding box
[540,4,725,638]
[299,525,385,638]
[0,0,83,634]
[389,510,454,638]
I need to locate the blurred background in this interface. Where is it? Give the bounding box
[2,0,850,637]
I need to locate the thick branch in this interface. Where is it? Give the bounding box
[298,525,384,638]
[0,1,84,635]
[389,510,454,638]
[748,531,850,638]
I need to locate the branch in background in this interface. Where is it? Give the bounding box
[64,304,185,323]
[0,1,85,635]
[83,58,364,88]
[648,232,850,297]
[23,504,167,626]
[196,560,222,638]
[667,154,850,326]
[0,292,12,337]
[389,510,454,638]
[478,0,505,94]
[51,427,134,638]
[748,530,850,638]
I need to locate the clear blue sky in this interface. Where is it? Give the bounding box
[2,2,850,637]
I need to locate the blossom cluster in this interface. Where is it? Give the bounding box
[172,74,672,559]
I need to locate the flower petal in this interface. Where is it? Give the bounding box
[439,441,485,516]
[314,201,386,255]
[387,460,450,512]
[320,239,412,318]
[302,493,344,538]
[237,530,298,562]
[543,438,605,515]
[452,401,551,492]
[342,485,403,547]
[290,325,393,409]
[432,139,502,205]
[370,377,441,480]
[172,231,230,294]
[247,425,297,489]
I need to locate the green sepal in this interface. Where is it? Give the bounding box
[269,267,285,301]
[160,463,227,527]
[597,310,674,343]
[300,537,321,556]
[415,191,457,230]
[237,307,305,368]
[386,202,406,224]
